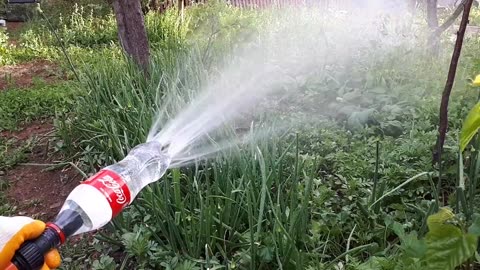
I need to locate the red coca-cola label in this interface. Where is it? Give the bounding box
[82,169,131,218]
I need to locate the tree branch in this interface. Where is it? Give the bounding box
[433,0,475,164]
[433,0,468,37]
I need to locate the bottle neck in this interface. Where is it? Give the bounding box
[54,209,84,237]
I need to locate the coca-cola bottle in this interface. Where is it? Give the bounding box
[9,141,171,270]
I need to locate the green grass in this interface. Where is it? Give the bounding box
[0,82,78,131]
[57,234,120,270]
[0,172,14,216]
[0,138,35,171]
[105,133,315,269]
[0,83,70,215]
[1,0,260,68]
[0,138,22,216]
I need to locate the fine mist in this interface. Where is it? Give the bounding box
[147,3,425,167]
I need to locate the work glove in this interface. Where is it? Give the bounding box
[0,216,61,270]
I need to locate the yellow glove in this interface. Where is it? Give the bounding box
[0,217,61,270]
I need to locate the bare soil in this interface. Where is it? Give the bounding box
[0,60,65,91]
[1,120,81,220]
[2,22,67,91]
[6,22,24,36]
[1,119,53,141]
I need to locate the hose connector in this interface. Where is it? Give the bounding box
[10,225,62,270]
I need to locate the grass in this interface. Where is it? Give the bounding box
[0,170,14,216]
[57,234,120,270]
[0,82,78,131]
[3,2,480,269]
[0,138,35,171]
[92,130,315,268]
[60,23,477,270]
[0,81,77,219]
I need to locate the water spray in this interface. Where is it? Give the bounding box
[7,141,171,270]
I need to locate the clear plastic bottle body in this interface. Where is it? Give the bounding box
[55,141,170,236]
[105,141,171,199]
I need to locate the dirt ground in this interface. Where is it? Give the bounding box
[0,60,64,91]
[2,21,65,91]
[1,22,78,219]
[6,22,24,35]
[1,20,99,260]
[5,22,24,47]
[1,120,81,220]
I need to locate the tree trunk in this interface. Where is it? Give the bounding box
[113,0,150,73]
[427,0,439,29]
[433,0,475,164]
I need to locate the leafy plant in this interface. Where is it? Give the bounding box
[0,82,77,131]
[91,256,116,270]
[0,30,15,66]
[367,208,480,270]
[460,101,480,151]
[0,170,14,216]
[0,138,35,171]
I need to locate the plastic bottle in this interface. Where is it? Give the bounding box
[9,141,171,270]
[58,140,171,235]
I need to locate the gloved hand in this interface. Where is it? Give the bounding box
[0,217,61,270]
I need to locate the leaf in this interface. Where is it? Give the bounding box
[472,74,480,86]
[388,220,427,258]
[460,101,480,152]
[468,213,480,236]
[426,207,455,235]
[357,256,395,270]
[91,256,116,270]
[401,232,427,258]
[426,208,462,241]
[476,251,480,263]
[347,108,376,130]
[423,234,477,270]
[258,246,274,262]
[391,221,405,239]
[370,87,387,94]
[420,208,478,270]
